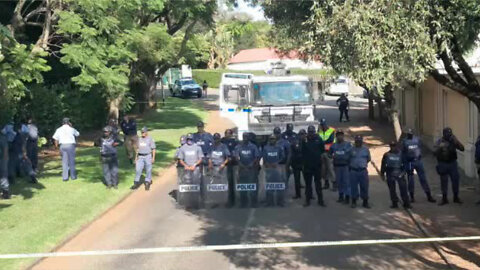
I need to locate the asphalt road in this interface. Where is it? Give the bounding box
[31,93,480,270]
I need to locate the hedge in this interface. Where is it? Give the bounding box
[192,68,335,88]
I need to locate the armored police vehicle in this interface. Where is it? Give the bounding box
[219,71,317,142]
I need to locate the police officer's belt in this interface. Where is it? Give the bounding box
[350,167,366,171]
[138,153,150,156]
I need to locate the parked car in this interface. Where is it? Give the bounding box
[172,78,202,98]
[326,76,349,96]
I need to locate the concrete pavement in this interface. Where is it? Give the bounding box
[30,94,480,270]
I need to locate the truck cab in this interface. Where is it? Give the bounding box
[219,72,317,142]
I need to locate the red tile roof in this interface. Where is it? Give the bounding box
[229,48,300,64]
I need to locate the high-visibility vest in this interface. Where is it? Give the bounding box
[319,127,336,151]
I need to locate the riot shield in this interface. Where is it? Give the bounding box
[235,165,258,208]
[203,165,229,208]
[177,167,202,208]
[264,166,287,207]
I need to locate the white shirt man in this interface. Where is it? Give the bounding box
[52,118,80,181]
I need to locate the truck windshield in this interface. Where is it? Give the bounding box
[253,81,311,106]
[181,80,196,85]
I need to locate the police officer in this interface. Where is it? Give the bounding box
[318,118,336,190]
[26,117,39,171]
[349,135,371,208]
[222,129,238,207]
[0,132,10,199]
[131,127,156,191]
[10,123,37,184]
[302,125,325,207]
[120,115,138,164]
[177,134,204,175]
[193,121,214,173]
[234,133,261,207]
[282,123,298,142]
[273,127,291,183]
[434,127,465,205]
[330,130,352,204]
[262,134,286,207]
[291,129,306,199]
[208,133,230,173]
[401,129,436,203]
[2,122,16,184]
[53,118,80,181]
[336,93,350,122]
[95,126,122,189]
[381,142,411,209]
[475,135,480,205]
[107,118,120,141]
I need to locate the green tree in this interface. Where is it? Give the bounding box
[261,0,480,139]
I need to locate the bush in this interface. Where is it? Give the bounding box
[192,68,335,88]
[16,83,108,138]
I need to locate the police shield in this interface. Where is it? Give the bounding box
[235,165,258,207]
[264,166,286,207]
[203,165,229,208]
[177,167,202,208]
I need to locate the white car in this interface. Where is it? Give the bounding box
[326,77,349,96]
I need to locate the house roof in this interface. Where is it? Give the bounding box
[229,48,300,64]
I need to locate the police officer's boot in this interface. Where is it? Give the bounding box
[303,199,311,207]
[344,196,350,205]
[337,194,344,203]
[323,181,330,190]
[30,175,38,184]
[409,193,415,203]
[2,189,10,199]
[426,192,436,203]
[438,195,449,206]
[351,199,357,208]
[317,199,326,207]
[145,182,151,191]
[362,199,371,209]
[130,182,142,190]
[453,195,462,204]
[403,202,412,209]
[390,201,398,209]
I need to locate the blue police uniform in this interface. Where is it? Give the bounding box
[381,151,410,207]
[434,137,464,202]
[96,135,122,187]
[330,141,352,200]
[349,146,371,203]
[222,137,238,206]
[401,136,433,201]
[194,132,214,166]
[262,144,286,206]
[0,134,9,196]
[9,132,36,183]
[301,134,325,205]
[134,136,156,184]
[234,142,260,207]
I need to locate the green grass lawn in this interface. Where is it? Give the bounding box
[0,97,207,270]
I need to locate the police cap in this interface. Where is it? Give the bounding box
[273,127,281,135]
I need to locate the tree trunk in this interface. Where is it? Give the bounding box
[367,89,375,120]
[384,85,402,141]
[108,96,122,121]
[390,110,402,141]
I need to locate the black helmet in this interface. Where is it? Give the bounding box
[286,123,294,131]
[298,129,307,135]
[307,125,316,134]
[273,127,281,135]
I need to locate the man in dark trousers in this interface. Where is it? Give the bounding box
[381,141,411,209]
[95,126,122,189]
[202,80,208,98]
[234,133,261,208]
[222,129,238,207]
[349,135,371,208]
[262,134,286,207]
[330,130,352,204]
[434,127,465,205]
[291,129,306,199]
[193,121,214,175]
[401,129,436,203]
[336,93,350,122]
[301,125,325,207]
[120,115,138,164]
[475,135,480,205]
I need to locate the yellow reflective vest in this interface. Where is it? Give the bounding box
[318,127,336,151]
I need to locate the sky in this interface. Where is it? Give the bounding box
[232,0,266,21]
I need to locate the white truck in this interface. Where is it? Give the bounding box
[219,72,318,142]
